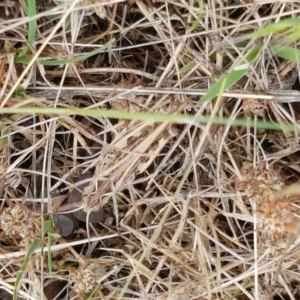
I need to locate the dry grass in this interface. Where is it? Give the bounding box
[1,0,300,299]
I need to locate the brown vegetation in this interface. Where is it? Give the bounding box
[1,1,300,299]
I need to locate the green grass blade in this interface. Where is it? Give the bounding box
[190,0,204,31]
[0,106,296,132]
[27,0,37,44]
[271,45,300,63]
[288,29,300,44]
[13,239,40,300]
[245,17,300,39]
[41,219,54,274]
[199,45,261,104]
[18,0,37,58]
[179,61,197,73]
[15,39,115,66]
[199,68,247,104]
[41,219,52,236]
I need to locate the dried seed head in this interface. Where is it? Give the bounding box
[242,98,267,117]
[239,163,299,240]
[256,199,296,239]
[0,202,39,246]
[239,162,285,198]
[70,262,103,295]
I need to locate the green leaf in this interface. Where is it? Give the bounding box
[18,0,37,59]
[15,39,115,66]
[200,69,247,104]
[199,45,261,104]
[284,26,300,44]
[48,232,61,239]
[42,219,54,274]
[245,17,300,39]
[27,0,37,44]
[14,86,27,100]
[0,106,295,132]
[271,45,300,63]
[14,239,40,300]
[190,0,204,31]
[179,61,197,73]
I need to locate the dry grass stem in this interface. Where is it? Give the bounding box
[1,1,300,299]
